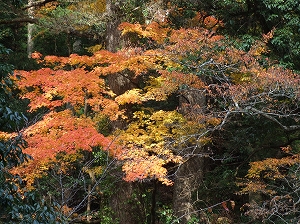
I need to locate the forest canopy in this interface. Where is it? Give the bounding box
[1,0,300,223]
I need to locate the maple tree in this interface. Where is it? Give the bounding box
[13,17,225,184]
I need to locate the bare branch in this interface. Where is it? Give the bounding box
[247,107,300,132]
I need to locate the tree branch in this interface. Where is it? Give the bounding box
[0,17,38,25]
[247,107,300,132]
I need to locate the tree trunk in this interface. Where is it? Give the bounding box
[105,0,121,52]
[110,181,146,224]
[150,181,157,224]
[86,184,92,222]
[27,0,34,58]
[173,87,207,223]
[173,156,204,223]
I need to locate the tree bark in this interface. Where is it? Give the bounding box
[173,87,207,223]
[173,156,204,223]
[27,0,34,58]
[105,0,121,52]
[86,184,92,222]
[110,181,146,224]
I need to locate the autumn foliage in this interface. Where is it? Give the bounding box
[10,14,300,210]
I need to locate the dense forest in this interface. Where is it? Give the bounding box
[1,0,300,223]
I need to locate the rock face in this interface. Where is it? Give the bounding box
[106,72,138,96]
